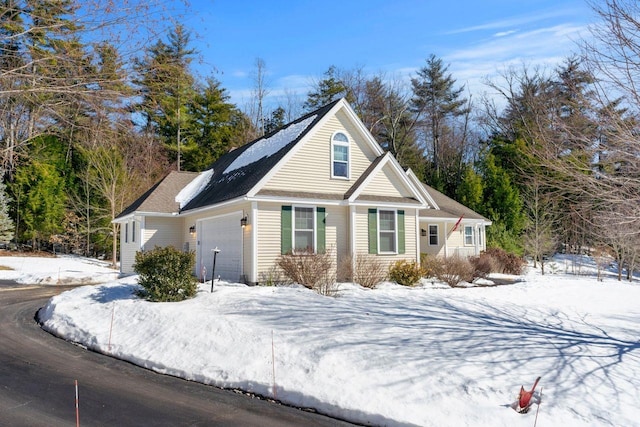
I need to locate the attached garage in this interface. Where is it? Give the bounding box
[196,211,244,282]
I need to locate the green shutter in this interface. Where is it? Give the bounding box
[368,208,377,254]
[316,207,326,254]
[281,206,292,254]
[397,210,405,254]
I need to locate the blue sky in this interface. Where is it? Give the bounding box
[182,0,594,109]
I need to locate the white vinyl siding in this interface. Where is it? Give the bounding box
[355,206,416,270]
[264,112,378,193]
[255,202,347,283]
[143,217,183,251]
[362,166,412,199]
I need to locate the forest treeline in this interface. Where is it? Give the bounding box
[0,1,638,279]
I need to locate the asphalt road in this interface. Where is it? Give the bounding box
[0,285,354,426]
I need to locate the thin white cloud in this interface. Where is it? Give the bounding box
[494,30,517,38]
[446,8,579,35]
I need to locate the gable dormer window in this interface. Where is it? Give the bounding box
[331,131,350,179]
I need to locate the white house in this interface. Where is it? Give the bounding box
[113,99,490,283]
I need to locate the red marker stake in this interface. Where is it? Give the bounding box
[75,380,79,427]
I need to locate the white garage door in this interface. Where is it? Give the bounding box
[197,212,243,282]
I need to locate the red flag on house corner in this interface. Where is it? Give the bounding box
[452,215,464,232]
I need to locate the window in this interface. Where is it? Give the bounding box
[281,206,326,255]
[132,221,136,243]
[125,223,128,243]
[429,225,438,246]
[379,210,397,253]
[331,132,349,178]
[368,209,405,255]
[294,207,314,252]
[464,225,474,245]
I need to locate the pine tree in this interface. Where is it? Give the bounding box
[134,24,197,171]
[185,77,249,171]
[304,66,348,111]
[411,54,470,195]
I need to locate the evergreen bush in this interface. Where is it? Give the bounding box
[133,246,197,302]
[388,259,426,287]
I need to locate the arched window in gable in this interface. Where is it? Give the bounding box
[331,131,350,179]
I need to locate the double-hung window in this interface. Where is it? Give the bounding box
[379,210,397,253]
[294,207,315,253]
[281,206,326,254]
[331,132,349,179]
[368,208,405,255]
[464,225,474,245]
[428,225,438,246]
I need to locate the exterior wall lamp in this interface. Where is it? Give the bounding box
[240,216,248,228]
[189,225,196,236]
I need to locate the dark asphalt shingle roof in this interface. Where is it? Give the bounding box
[180,99,341,212]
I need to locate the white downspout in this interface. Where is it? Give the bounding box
[350,205,357,275]
[251,201,258,284]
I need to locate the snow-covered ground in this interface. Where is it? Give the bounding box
[3,254,639,426]
[0,254,119,285]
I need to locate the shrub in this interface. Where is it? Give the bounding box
[484,247,526,275]
[438,255,475,287]
[470,252,495,279]
[277,250,337,296]
[338,253,387,288]
[420,254,444,278]
[259,265,284,286]
[388,259,426,287]
[133,246,197,302]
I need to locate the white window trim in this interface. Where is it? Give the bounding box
[464,225,474,246]
[428,224,439,246]
[330,131,350,180]
[292,205,316,254]
[378,209,398,254]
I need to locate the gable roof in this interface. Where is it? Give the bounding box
[115,171,198,220]
[420,183,491,223]
[344,152,426,205]
[180,99,341,212]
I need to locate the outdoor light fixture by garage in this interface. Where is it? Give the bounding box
[240,216,248,227]
[189,225,196,236]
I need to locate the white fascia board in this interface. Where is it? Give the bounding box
[178,196,246,217]
[347,152,391,202]
[339,99,385,156]
[111,211,178,224]
[246,102,342,198]
[383,156,429,206]
[249,194,344,206]
[350,200,422,209]
[347,153,427,208]
[406,169,439,209]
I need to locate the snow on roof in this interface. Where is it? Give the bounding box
[223,115,316,175]
[175,168,214,209]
